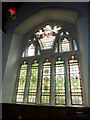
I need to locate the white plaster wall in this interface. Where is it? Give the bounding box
[0,29,2,103]
[2,32,23,103]
[76,7,88,106]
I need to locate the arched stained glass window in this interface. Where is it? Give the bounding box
[41,59,51,104]
[22,44,35,57]
[16,61,28,103]
[15,23,84,106]
[68,56,83,105]
[28,60,39,103]
[36,25,61,50]
[55,57,66,105]
[60,37,71,52]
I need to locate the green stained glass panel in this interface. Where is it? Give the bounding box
[55,58,66,105]
[28,60,39,103]
[69,57,83,105]
[16,63,27,103]
[41,60,51,104]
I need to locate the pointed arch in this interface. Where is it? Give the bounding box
[60,37,71,52]
[22,43,35,57]
[15,22,84,106]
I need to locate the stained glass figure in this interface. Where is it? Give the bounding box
[36,25,61,50]
[41,59,51,103]
[60,38,71,52]
[28,60,39,103]
[68,56,83,105]
[16,61,27,103]
[55,57,66,105]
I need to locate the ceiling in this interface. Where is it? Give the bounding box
[2,2,87,33]
[2,2,25,32]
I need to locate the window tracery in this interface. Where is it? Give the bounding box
[16,24,83,106]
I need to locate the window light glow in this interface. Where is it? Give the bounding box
[68,56,83,105]
[28,44,35,56]
[60,38,71,52]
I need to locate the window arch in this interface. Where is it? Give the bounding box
[22,43,35,57]
[15,23,84,106]
[35,25,61,50]
[60,37,71,52]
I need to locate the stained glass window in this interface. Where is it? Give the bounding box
[16,23,84,106]
[36,25,61,50]
[28,60,39,103]
[22,44,35,57]
[55,57,66,105]
[68,56,83,105]
[60,37,71,52]
[41,59,51,104]
[16,61,27,103]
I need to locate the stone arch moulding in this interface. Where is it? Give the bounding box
[14,8,78,36]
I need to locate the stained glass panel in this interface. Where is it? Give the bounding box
[55,57,66,105]
[22,44,35,57]
[36,25,61,50]
[73,40,78,50]
[41,59,51,103]
[60,38,71,52]
[37,46,40,55]
[16,61,27,103]
[68,56,83,105]
[28,60,39,103]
